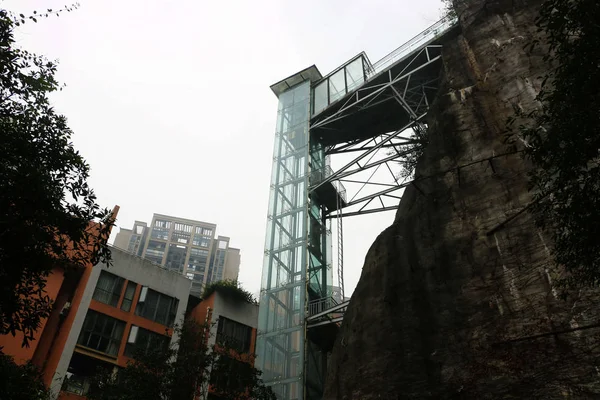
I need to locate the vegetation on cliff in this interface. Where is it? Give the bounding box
[507,0,600,291]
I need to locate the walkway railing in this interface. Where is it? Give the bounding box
[308,296,339,317]
[368,15,458,77]
[309,166,347,203]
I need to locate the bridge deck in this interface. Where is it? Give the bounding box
[310,17,459,147]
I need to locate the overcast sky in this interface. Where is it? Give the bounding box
[5,0,443,298]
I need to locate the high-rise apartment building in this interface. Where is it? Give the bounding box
[114,214,240,296]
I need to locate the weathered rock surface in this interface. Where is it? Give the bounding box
[323,1,600,398]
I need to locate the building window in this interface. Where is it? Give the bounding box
[151,227,169,241]
[120,281,137,312]
[165,244,187,273]
[93,271,124,307]
[192,235,210,247]
[188,248,208,272]
[135,287,179,326]
[173,222,192,233]
[77,311,125,356]
[171,231,190,244]
[216,316,252,354]
[195,227,213,237]
[124,326,170,357]
[154,220,172,229]
[145,240,166,264]
[218,240,228,249]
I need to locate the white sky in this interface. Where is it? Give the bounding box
[5,0,444,298]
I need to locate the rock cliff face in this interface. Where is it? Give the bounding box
[323,1,600,399]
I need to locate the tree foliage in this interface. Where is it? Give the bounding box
[87,319,275,400]
[0,353,50,400]
[506,0,600,289]
[0,8,113,346]
[202,280,257,305]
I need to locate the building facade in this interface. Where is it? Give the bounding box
[188,288,259,399]
[0,207,120,394]
[54,247,191,399]
[114,214,240,296]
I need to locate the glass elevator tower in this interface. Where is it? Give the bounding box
[255,62,352,400]
[255,16,456,398]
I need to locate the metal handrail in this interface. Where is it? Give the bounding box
[308,296,339,317]
[309,166,347,203]
[312,15,458,118]
[369,15,458,77]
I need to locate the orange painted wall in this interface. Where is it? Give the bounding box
[0,206,119,387]
[57,392,86,400]
[189,292,215,325]
[0,268,65,365]
[39,263,95,386]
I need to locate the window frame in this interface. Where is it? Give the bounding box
[216,316,252,354]
[77,310,125,357]
[120,281,138,312]
[92,271,125,308]
[124,325,170,358]
[135,287,179,326]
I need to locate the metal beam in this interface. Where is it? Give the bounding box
[311,53,441,130]
[310,116,425,192]
[306,300,350,321]
[326,206,400,219]
[307,316,345,328]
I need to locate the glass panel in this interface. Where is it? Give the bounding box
[93,271,124,307]
[77,311,125,356]
[144,240,166,264]
[121,281,137,312]
[329,69,346,103]
[125,326,170,357]
[216,316,252,353]
[135,288,177,327]
[171,231,190,244]
[313,81,328,115]
[345,57,365,93]
[151,227,169,241]
[188,248,208,272]
[165,244,187,273]
[256,81,309,400]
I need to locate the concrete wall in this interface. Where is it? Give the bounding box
[50,248,191,399]
[223,247,241,281]
[113,228,132,251]
[207,291,258,348]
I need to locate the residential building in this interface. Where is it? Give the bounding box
[114,214,241,296]
[54,247,191,399]
[112,220,147,257]
[0,206,127,398]
[188,287,259,399]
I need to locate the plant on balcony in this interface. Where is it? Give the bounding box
[202,280,257,305]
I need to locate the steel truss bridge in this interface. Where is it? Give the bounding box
[256,15,458,400]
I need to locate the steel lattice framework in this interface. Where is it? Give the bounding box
[257,15,458,400]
